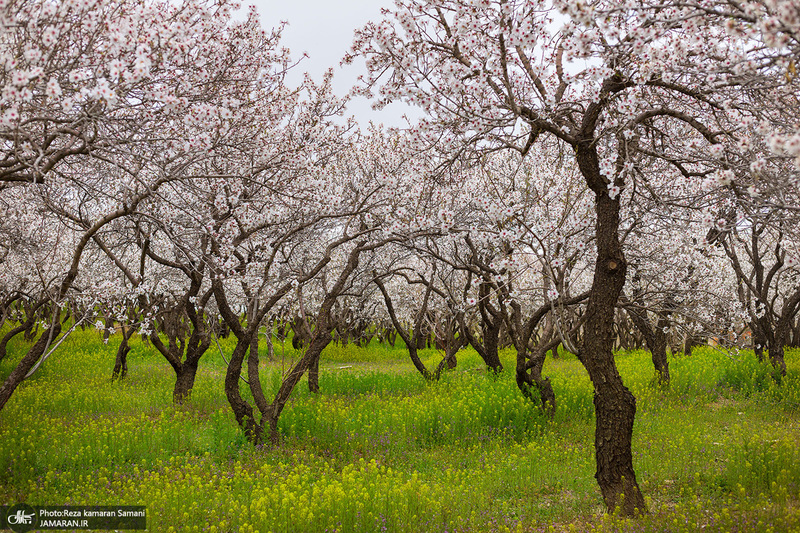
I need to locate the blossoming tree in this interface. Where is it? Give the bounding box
[345,0,795,513]
[0,0,295,412]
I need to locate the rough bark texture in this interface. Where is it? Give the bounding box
[478,316,503,372]
[151,320,211,405]
[173,360,199,404]
[649,331,670,386]
[151,331,198,404]
[752,324,766,362]
[577,137,646,516]
[148,279,212,405]
[248,332,271,422]
[507,290,588,418]
[224,334,262,443]
[111,326,133,382]
[263,244,368,442]
[790,316,800,348]
[308,348,321,393]
[769,326,788,380]
[510,302,555,417]
[460,294,504,374]
[0,294,19,332]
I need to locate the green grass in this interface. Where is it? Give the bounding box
[1,328,799,532]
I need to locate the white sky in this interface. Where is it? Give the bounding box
[247,0,415,128]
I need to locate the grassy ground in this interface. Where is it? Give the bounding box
[1,328,799,532]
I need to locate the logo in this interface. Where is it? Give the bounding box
[5,503,37,532]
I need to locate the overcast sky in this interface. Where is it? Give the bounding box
[247,0,414,128]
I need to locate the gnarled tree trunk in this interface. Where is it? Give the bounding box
[576,136,646,516]
[622,296,671,387]
[111,325,134,381]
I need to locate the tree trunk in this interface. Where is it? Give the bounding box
[768,326,788,380]
[0,295,17,332]
[387,328,397,347]
[516,349,556,419]
[650,334,670,386]
[219,318,230,339]
[683,333,698,357]
[768,343,787,379]
[752,322,766,362]
[173,359,199,404]
[577,138,646,516]
[308,349,320,393]
[217,240,368,446]
[267,329,333,443]
[624,301,670,387]
[111,326,133,381]
[102,313,113,342]
[789,315,800,348]
[0,320,62,411]
[224,334,263,444]
[150,322,209,406]
[416,331,427,350]
[1,300,47,361]
[375,276,437,381]
[480,318,503,373]
[460,313,503,373]
[23,320,39,341]
[531,368,556,418]
[650,316,670,386]
[291,317,310,350]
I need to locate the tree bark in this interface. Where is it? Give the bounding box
[308,348,321,393]
[0,319,62,411]
[789,315,800,348]
[460,296,504,373]
[111,326,134,381]
[768,326,788,379]
[516,346,557,419]
[622,298,670,386]
[173,360,199,404]
[576,137,646,516]
[650,330,670,386]
[507,291,587,418]
[216,237,371,446]
[224,333,262,443]
[0,293,21,333]
[150,309,211,405]
[267,328,333,443]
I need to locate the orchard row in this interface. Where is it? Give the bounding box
[1,0,799,516]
